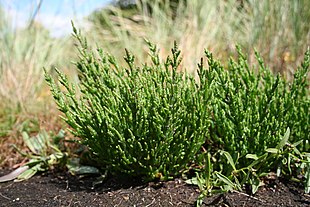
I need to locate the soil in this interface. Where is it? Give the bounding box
[0,170,309,207]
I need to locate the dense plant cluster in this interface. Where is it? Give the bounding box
[45,25,309,197]
[45,26,212,181]
[205,46,309,162]
[189,47,309,200]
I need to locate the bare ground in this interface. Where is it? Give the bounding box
[0,170,309,207]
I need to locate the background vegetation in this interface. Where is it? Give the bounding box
[89,0,310,76]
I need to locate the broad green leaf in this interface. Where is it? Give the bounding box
[22,132,47,155]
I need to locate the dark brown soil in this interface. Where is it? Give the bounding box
[0,170,309,207]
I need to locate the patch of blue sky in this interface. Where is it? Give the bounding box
[0,0,112,37]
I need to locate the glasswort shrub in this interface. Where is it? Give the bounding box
[45,25,212,181]
[205,46,309,168]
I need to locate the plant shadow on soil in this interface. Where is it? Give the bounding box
[0,169,309,207]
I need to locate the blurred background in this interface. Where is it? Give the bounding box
[0,0,309,167]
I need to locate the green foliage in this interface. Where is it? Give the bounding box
[218,128,309,193]
[188,128,310,206]
[186,49,309,204]
[46,24,309,198]
[11,130,68,181]
[45,23,309,206]
[45,25,212,181]
[0,128,100,182]
[205,47,309,164]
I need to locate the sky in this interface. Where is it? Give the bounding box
[0,0,113,37]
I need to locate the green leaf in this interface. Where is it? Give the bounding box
[247,153,268,169]
[71,166,100,175]
[246,154,259,160]
[0,166,29,182]
[276,127,290,151]
[266,148,278,154]
[16,164,41,181]
[205,152,212,187]
[185,177,199,185]
[221,151,237,171]
[304,153,310,158]
[195,192,205,207]
[292,140,303,148]
[305,158,310,193]
[251,177,263,194]
[215,172,235,190]
[22,131,50,155]
[22,132,38,154]
[67,158,99,175]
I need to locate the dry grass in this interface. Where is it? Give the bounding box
[0,5,75,115]
[87,0,310,78]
